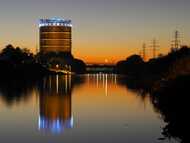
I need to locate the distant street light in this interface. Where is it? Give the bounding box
[56,64,59,69]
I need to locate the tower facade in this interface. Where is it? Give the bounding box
[39,18,72,53]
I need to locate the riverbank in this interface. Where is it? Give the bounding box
[116,46,190,90]
[151,75,189,143]
[116,46,190,143]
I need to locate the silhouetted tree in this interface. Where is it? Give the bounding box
[36,51,86,74]
[0,44,34,64]
[0,44,49,80]
[116,55,145,76]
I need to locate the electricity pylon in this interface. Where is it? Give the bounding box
[150,38,159,59]
[142,43,146,61]
[171,30,180,51]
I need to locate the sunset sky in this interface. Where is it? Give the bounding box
[0,0,190,64]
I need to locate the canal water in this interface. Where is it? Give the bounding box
[0,74,178,143]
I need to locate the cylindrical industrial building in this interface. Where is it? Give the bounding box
[39,18,72,53]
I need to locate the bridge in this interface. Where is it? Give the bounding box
[48,64,116,74]
[49,68,73,75]
[86,64,115,73]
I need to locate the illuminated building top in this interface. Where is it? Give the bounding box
[39,17,72,27]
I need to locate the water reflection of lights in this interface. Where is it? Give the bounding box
[56,75,58,93]
[88,74,117,96]
[105,74,108,96]
[38,116,73,133]
[38,75,73,134]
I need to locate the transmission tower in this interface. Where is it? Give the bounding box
[142,43,146,61]
[171,30,180,51]
[150,38,159,59]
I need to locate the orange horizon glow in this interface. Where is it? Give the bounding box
[0,42,175,64]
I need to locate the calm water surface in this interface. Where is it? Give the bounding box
[0,74,178,143]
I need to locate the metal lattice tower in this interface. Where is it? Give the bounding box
[142,43,146,61]
[150,39,159,59]
[171,30,180,51]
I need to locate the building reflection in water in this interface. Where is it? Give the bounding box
[38,75,73,133]
[87,74,117,96]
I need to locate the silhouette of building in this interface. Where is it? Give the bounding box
[39,18,72,53]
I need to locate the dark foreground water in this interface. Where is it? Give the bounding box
[0,74,178,143]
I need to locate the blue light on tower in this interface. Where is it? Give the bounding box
[39,17,72,53]
[39,17,72,27]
